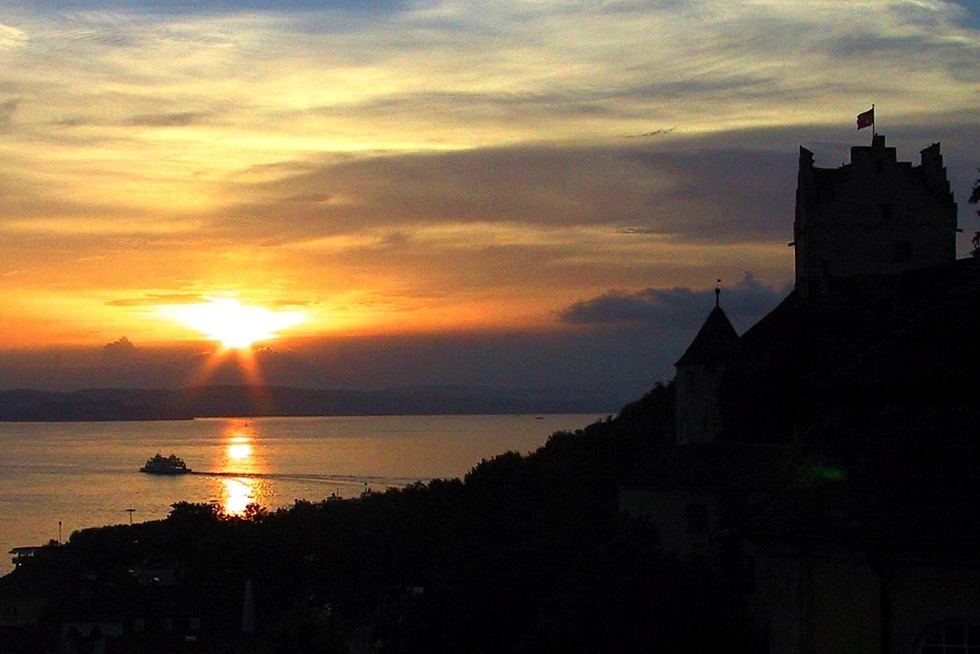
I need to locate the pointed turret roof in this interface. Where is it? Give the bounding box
[675,305,738,367]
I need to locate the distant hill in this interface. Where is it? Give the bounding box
[0,384,614,421]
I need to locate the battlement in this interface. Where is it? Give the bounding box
[793,135,958,297]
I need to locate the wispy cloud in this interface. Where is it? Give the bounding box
[3,0,977,156]
[0,0,977,361]
[0,98,19,129]
[6,0,412,14]
[125,111,213,127]
[106,294,210,307]
[0,22,28,50]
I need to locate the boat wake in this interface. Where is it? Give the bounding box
[189,470,428,488]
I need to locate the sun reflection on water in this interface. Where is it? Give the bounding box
[223,477,256,516]
[217,421,264,516]
[227,442,253,460]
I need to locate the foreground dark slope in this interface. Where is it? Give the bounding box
[0,382,744,653]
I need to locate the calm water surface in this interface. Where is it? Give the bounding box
[0,414,597,572]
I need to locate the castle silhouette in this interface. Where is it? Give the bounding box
[677,134,975,447]
[624,133,980,653]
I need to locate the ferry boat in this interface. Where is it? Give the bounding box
[139,453,192,475]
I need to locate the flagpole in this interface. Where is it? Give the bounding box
[871,103,876,144]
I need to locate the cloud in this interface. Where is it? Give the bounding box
[106,294,209,307]
[209,139,801,249]
[6,0,978,145]
[0,99,19,129]
[102,336,141,363]
[1,2,975,191]
[208,112,979,250]
[6,0,411,15]
[627,128,676,139]
[0,23,28,50]
[125,111,212,127]
[0,0,977,359]
[558,272,786,333]
[4,216,203,235]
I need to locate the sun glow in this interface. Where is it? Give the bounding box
[160,298,305,349]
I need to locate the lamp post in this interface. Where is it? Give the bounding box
[125,508,136,525]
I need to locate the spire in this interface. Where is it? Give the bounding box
[675,289,739,367]
[715,279,721,308]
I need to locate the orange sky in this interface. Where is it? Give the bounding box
[0,1,978,395]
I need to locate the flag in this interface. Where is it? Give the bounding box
[856,106,874,130]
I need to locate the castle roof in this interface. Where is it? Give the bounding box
[674,305,738,367]
[716,256,980,443]
[811,257,980,400]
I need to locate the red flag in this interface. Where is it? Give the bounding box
[856,107,874,130]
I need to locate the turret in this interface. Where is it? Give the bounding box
[674,287,738,444]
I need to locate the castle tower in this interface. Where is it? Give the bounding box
[674,288,738,445]
[794,135,957,297]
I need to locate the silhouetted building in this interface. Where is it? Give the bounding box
[627,133,980,653]
[674,134,970,446]
[794,135,957,298]
[674,288,738,445]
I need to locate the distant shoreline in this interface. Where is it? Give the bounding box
[0,384,620,422]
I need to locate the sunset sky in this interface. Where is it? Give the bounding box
[1,0,978,403]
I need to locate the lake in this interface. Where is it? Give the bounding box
[0,414,598,572]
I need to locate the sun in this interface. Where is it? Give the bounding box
[160,298,306,349]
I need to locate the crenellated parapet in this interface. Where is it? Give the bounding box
[793,135,958,297]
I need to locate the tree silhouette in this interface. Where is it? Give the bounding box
[971,170,980,250]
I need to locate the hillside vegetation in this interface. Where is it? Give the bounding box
[1,381,750,653]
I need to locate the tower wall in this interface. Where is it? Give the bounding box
[794,135,957,296]
[676,363,726,445]
[674,303,739,445]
